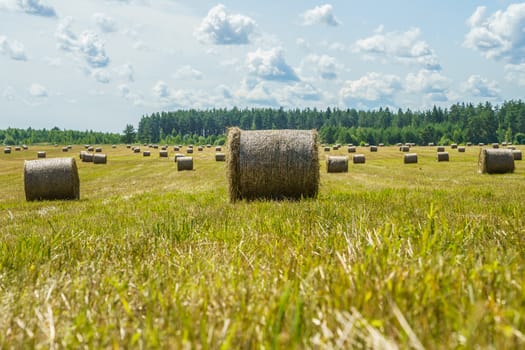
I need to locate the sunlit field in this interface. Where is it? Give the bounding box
[1,144,524,349]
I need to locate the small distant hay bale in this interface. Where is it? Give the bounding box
[84,144,90,149]
[404,153,418,164]
[399,145,410,152]
[492,143,499,149]
[437,152,449,162]
[353,154,365,164]
[24,157,79,201]
[502,142,507,147]
[174,153,184,162]
[143,151,151,157]
[197,146,203,151]
[396,143,402,147]
[347,146,356,153]
[177,156,193,171]
[215,153,226,161]
[82,153,94,162]
[513,150,522,161]
[112,145,117,149]
[93,154,107,164]
[478,149,515,174]
[79,151,87,159]
[173,146,180,151]
[451,144,458,149]
[133,147,140,153]
[428,142,435,147]
[458,146,466,153]
[324,147,330,152]
[95,147,102,153]
[467,142,472,146]
[364,143,370,147]
[437,146,445,152]
[153,145,158,149]
[332,145,339,151]
[370,145,378,152]
[207,144,212,148]
[126,144,131,149]
[87,146,94,152]
[187,148,194,154]
[379,143,385,147]
[62,147,68,152]
[508,146,516,150]
[37,151,46,158]
[215,146,222,152]
[159,150,168,157]
[22,145,28,150]
[15,146,21,151]
[227,128,319,201]
[479,143,485,146]
[4,147,11,154]
[326,156,348,173]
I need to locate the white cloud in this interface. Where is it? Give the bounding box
[116,63,134,82]
[296,38,310,50]
[505,63,525,86]
[354,27,441,70]
[0,35,27,60]
[340,72,402,106]
[301,4,341,27]
[91,69,110,84]
[2,86,16,101]
[93,13,118,33]
[29,83,48,97]
[174,65,203,80]
[405,69,449,101]
[246,47,299,82]
[55,17,110,69]
[236,79,278,106]
[118,84,144,106]
[464,4,525,64]
[153,80,170,99]
[195,4,256,45]
[284,82,322,101]
[304,54,342,80]
[1,0,57,17]
[462,74,500,98]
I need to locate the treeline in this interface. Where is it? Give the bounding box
[136,100,525,145]
[0,127,121,146]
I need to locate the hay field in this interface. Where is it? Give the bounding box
[1,144,524,348]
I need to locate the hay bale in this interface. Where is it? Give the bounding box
[404,153,418,164]
[399,145,410,152]
[143,151,151,157]
[332,145,339,151]
[159,150,168,158]
[227,128,319,201]
[24,157,80,201]
[379,143,385,147]
[215,153,226,161]
[347,146,356,153]
[215,146,222,152]
[324,146,330,152]
[437,152,449,162]
[15,146,21,151]
[112,145,117,148]
[22,145,28,150]
[37,151,46,158]
[326,156,348,173]
[508,146,516,150]
[4,147,11,154]
[177,156,193,171]
[198,146,203,151]
[87,146,94,152]
[126,145,131,149]
[174,153,184,162]
[458,146,466,153]
[437,146,445,152]
[451,143,458,149]
[187,148,194,154]
[79,151,86,159]
[82,153,94,162]
[353,154,365,164]
[95,147,102,153]
[173,146,180,151]
[370,145,378,152]
[428,142,435,147]
[93,153,107,164]
[467,142,472,146]
[513,150,522,161]
[62,147,69,152]
[502,142,507,147]
[492,143,499,149]
[478,149,515,174]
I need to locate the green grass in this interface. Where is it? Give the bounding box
[1,144,524,349]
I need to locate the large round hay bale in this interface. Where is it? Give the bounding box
[436,146,445,152]
[93,154,107,164]
[347,146,356,153]
[215,153,226,161]
[326,156,348,173]
[82,153,94,162]
[437,152,449,162]
[22,145,28,150]
[177,156,193,171]
[159,150,168,158]
[197,146,203,151]
[133,147,140,153]
[173,146,180,151]
[467,142,472,147]
[15,146,21,151]
[404,153,418,164]
[478,149,515,174]
[227,128,319,201]
[37,151,46,158]
[512,150,522,161]
[24,157,80,201]
[174,153,184,162]
[87,146,94,152]
[353,154,365,164]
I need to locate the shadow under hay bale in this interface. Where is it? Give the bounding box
[215,153,226,161]
[478,149,515,174]
[353,154,365,164]
[437,152,449,162]
[513,150,522,161]
[227,128,319,202]
[93,154,107,164]
[24,157,79,201]
[404,153,418,164]
[327,156,348,173]
[177,156,193,171]
[37,151,46,158]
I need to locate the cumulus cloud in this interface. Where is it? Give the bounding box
[505,63,525,86]
[0,35,27,60]
[354,27,441,70]
[340,72,402,107]
[195,4,256,45]
[464,4,525,64]
[93,13,118,33]
[304,54,342,80]
[405,69,449,101]
[153,80,170,99]
[91,69,110,83]
[116,63,134,82]
[236,79,278,106]
[55,17,110,69]
[29,83,48,97]
[118,84,144,105]
[246,47,299,82]
[174,65,203,80]
[301,4,341,27]
[462,74,500,98]
[0,0,57,17]
[284,82,322,101]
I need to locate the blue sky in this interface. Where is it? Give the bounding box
[1,0,524,132]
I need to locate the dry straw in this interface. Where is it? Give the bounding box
[93,154,107,164]
[326,156,348,173]
[512,150,522,161]
[4,148,11,154]
[37,151,46,158]
[159,150,168,157]
[177,156,193,171]
[143,151,151,157]
[458,146,466,153]
[24,157,80,201]
[227,128,319,202]
[437,146,445,152]
[400,145,410,152]
[82,153,94,162]
[187,148,194,154]
[404,153,418,164]
[95,147,102,153]
[215,153,226,161]
[370,145,378,152]
[478,149,515,174]
[347,146,356,153]
[353,154,365,164]
[437,152,449,162]
[215,146,222,152]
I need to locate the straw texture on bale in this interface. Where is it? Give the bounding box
[324,147,330,152]
[215,153,226,161]
[451,144,458,149]
[143,151,151,157]
[400,145,410,152]
[174,154,184,162]
[353,154,365,164]
[215,146,222,152]
[370,146,378,152]
[95,147,102,153]
[326,156,348,173]
[173,146,180,151]
[187,148,194,154]
[478,149,515,174]
[4,148,11,154]
[227,128,319,201]
[513,150,522,160]
[404,153,418,164]
[492,143,499,149]
[24,157,80,201]
[159,150,168,157]
[134,147,140,153]
[458,147,466,153]
[82,153,94,162]
[437,152,449,162]
[177,156,193,171]
[437,146,445,152]
[93,154,107,164]
[347,146,356,153]
[62,147,68,152]
[37,151,46,158]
